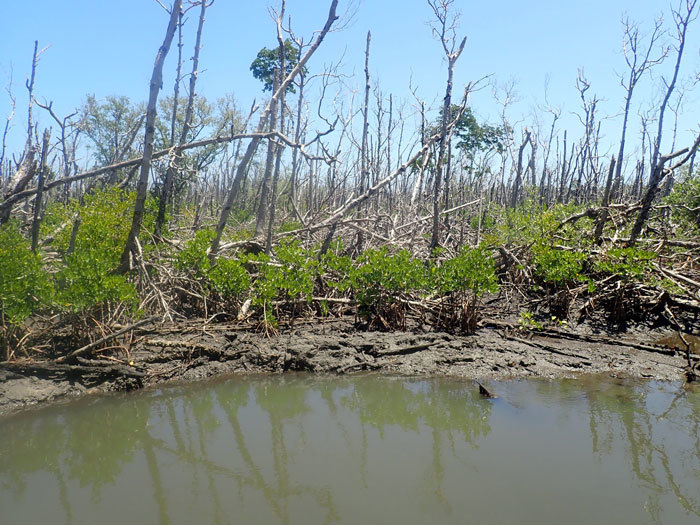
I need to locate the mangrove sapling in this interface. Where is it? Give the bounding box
[350,247,430,330]
[174,228,250,318]
[432,244,499,333]
[0,221,53,359]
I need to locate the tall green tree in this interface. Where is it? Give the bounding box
[81,95,145,166]
[250,38,306,94]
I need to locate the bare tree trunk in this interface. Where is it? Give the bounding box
[118,0,182,273]
[593,155,616,244]
[629,0,697,245]
[155,0,209,240]
[510,129,531,208]
[30,129,50,252]
[210,0,339,259]
[265,16,289,254]
[629,136,700,245]
[612,17,665,203]
[255,69,281,237]
[428,0,466,251]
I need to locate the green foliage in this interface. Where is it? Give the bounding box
[175,229,216,277]
[485,201,588,248]
[664,169,700,232]
[519,311,543,331]
[433,245,499,297]
[278,220,302,233]
[51,187,142,313]
[250,39,307,93]
[57,251,138,313]
[350,248,429,329]
[0,222,53,325]
[531,244,586,287]
[208,258,251,299]
[246,240,319,324]
[445,105,507,159]
[176,229,250,302]
[431,245,498,333]
[81,95,144,166]
[593,247,656,282]
[319,240,353,293]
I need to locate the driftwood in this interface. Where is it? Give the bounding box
[56,316,158,363]
[0,360,145,380]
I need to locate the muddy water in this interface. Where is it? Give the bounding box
[1,375,699,525]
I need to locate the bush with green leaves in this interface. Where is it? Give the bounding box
[593,247,656,282]
[175,228,216,278]
[175,229,250,313]
[432,245,498,333]
[531,243,587,288]
[318,239,353,294]
[486,200,586,247]
[664,170,700,233]
[248,239,318,325]
[0,222,53,357]
[50,187,140,314]
[0,222,53,326]
[350,248,429,329]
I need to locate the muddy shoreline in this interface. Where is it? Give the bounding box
[1,315,696,418]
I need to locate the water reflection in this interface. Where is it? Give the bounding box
[1,375,699,524]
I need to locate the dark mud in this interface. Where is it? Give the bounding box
[0,317,696,417]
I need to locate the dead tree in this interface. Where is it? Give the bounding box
[155,0,211,240]
[264,4,290,254]
[510,128,532,208]
[427,0,466,250]
[210,0,340,260]
[30,129,50,252]
[611,16,667,202]
[629,0,698,245]
[118,0,182,273]
[593,155,616,244]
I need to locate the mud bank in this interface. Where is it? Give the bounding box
[0,317,696,417]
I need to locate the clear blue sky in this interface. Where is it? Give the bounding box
[1,0,698,161]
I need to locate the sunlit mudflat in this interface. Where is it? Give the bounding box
[1,374,699,525]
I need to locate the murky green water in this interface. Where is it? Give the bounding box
[1,375,699,525]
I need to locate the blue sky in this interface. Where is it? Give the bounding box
[1,0,698,161]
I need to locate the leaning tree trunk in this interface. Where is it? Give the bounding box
[118,1,181,273]
[155,0,208,240]
[209,0,339,260]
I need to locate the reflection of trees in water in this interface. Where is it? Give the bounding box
[7,376,695,524]
[0,377,493,524]
[216,378,339,525]
[583,378,700,523]
[0,397,152,524]
[340,378,491,443]
[339,377,492,510]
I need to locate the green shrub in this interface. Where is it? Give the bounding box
[176,229,250,310]
[51,188,140,314]
[318,240,353,294]
[0,222,53,358]
[432,245,498,332]
[593,247,656,282]
[208,258,250,299]
[249,240,318,324]
[433,245,499,297]
[531,243,586,287]
[350,248,429,329]
[664,171,700,232]
[175,229,216,277]
[57,251,138,313]
[0,222,53,325]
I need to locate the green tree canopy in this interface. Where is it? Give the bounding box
[250,39,307,94]
[81,95,145,166]
[438,105,507,160]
